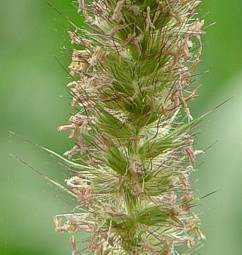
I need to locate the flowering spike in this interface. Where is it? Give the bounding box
[56,0,206,253]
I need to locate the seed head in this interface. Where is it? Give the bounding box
[55,0,206,254]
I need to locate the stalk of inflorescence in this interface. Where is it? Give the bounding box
[54,0,206,254]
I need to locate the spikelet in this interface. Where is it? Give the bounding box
[56,0,206,254]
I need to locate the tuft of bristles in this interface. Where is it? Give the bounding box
[55,0,206,254]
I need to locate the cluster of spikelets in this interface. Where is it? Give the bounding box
[54,0,205,254]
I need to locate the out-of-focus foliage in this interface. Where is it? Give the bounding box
[0,0,242,254]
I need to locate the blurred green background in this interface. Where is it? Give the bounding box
[0,0,242,254]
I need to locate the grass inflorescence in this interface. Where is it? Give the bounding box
[55,0,206,254]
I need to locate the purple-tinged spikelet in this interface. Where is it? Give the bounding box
[55,0,205,254]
